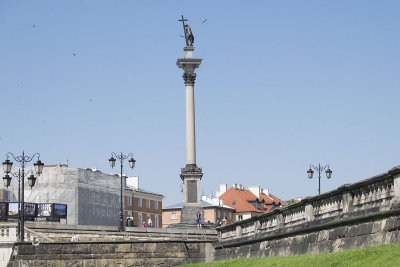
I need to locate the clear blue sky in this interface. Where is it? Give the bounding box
[1,1,399,205]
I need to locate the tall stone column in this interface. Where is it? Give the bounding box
[177,46,203,225]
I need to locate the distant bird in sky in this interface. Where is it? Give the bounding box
[202,19,207,23]
[89,98,93,102]
[72,53,76,56]
[32,24,36,28]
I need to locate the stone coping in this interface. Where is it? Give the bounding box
[14,239,214,246]
[21,223,117,232]
[126,227,217,235]
[2,222,217,236]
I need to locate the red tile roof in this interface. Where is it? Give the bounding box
[259,193,274,204]
[219,187,284,214]
[219,188,262,213]
[264,205,274,213]
[269,193,285,204]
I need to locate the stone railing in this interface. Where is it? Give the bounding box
[24,227,54,244]
[218,166,400,241]
[0,223,54,244]
[20,223,217,242]
[0,223,17,243]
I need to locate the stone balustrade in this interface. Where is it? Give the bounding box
[0,223,17,243]
[218,166,400,242]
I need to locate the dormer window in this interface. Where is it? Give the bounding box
[232,200,236,206]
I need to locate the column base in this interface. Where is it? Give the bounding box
[180,205,202,224]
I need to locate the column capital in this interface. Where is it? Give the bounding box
[180,164,203,180]
[182,72,197,86]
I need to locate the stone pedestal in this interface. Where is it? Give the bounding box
[180,164,203,224]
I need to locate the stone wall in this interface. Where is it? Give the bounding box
[215,207,400,260]
[214,165,400,260]
[8,240,214,267]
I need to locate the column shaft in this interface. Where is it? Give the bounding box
[186,84,196,165]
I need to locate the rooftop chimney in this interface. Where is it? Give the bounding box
[263,188,269,196]
[216,184,228,197]
[249,186,261,198]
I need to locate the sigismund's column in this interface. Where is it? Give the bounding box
[176,16,203,225]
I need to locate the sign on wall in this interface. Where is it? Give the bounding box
[54,204,67,218]
[8,202,19,218]
[24,203,36,217]
[0,203,7,220]
[37,203,53,217]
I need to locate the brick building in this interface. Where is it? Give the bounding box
[124,176,164,228]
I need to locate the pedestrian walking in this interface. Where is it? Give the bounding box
[196,211,202,229]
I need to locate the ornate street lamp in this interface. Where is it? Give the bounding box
[3,174,11,187]
[326,167,332,179]
[307,164,332,195]
[27,174,36,188]
[2,159,13,174]
[34,160,44,175]
[2,152,44,242]
[128,157,136,169]
[108,152,135,231]
[109,156,116,168]
[307,167,314,179]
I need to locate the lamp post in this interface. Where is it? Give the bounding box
[307,163,332,195]
[108,152,135,231]
[2,151,44,242]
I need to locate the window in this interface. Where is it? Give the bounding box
[138,198,142,207]
[238,215,243,221]
[128,196,132,206]
[146,199,151,209]
[232,200,236,206]
[217,210,220,218]
[229,212,232,220]
[171,212,177,220]
[154,201,158,210]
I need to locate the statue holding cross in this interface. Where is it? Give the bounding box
[179,15,194,47]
